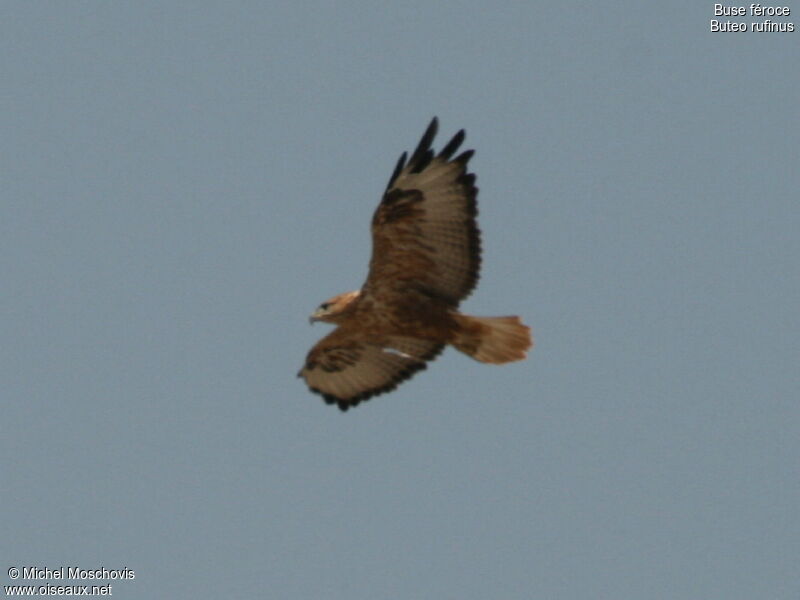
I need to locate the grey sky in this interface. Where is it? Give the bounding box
[2,2,798,598]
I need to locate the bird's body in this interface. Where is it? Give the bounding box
[298,118,532,410]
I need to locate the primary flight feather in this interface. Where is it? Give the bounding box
[298,118,532,410]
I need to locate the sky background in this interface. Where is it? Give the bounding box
[2,2,798,599]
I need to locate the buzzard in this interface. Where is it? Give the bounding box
[298,118,532,410]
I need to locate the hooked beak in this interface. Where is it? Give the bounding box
[309,311,323,324]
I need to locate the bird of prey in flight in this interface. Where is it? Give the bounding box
[298,118,532,410]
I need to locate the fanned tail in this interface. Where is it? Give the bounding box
[451,314,532,364]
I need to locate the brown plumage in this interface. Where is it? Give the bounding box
[298,118,532,410]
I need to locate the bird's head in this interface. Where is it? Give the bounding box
[309,290,361,324]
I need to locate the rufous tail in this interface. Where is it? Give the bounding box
[451,314,533,364]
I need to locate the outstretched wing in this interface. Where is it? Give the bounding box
[298,329,444,411]
[362,117,481,308]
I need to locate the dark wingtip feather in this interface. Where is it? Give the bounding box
[413,118,438,158]
[407,117,438,173]
[454,149,475,165]
[420,116,438,147]
[439,129,465,160]
[387,151,407,188]
[389,118,466,188]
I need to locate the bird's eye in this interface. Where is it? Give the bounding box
[319,302,330,311]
